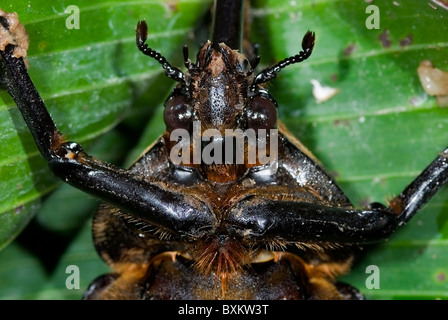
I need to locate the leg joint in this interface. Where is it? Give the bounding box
[52,141,84,160]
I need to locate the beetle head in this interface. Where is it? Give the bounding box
[185,41,254,133]
[136,20,314,182]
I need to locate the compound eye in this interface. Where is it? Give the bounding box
[164,95,193,132]
[247,95,277,131]
[236,57,250,73]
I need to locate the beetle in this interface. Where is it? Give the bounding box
[0,0,447,299]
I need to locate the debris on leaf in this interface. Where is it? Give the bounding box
[417,60,448,107]
[0,9,29,60]
[310,79,340,103]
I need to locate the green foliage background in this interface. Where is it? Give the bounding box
[0,0,447,299]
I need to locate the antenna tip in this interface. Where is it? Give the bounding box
[302,30,316,51]
[136,20,148,46]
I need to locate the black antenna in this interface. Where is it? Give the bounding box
[183,44,191,69]
[136,20,185,83]
[252,30,315,86]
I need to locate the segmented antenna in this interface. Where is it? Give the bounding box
[136,20,185,83]
[183,44,191,69]
[252,30,315,86]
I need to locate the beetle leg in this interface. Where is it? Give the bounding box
[227,198,399,244]
[0,44,61,161]
[389,147,448,225]
[48,151,216,237]
[229,147,448,245]
[84,252,178,300]
[212,0,244,51]
[0,34,217,239]
[275,252,364,300]
[334,282,365,300]
[83,274,119,300]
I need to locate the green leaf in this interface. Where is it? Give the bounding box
[0,0,447,300]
